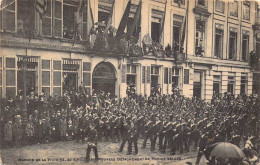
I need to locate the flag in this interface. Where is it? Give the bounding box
[127,0,142,40]
[104,0,115,35]
[35,0,47,19]
[159,0,167,43]
[180,16,186,51]
[87,0,94,37]
[116,0,131,37]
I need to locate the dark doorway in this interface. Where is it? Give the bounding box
[92,62,116,97]
[18,70,37,96]
[193,71,202,99]
[63,72,78,94]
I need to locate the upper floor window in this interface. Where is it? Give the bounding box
[229,28,237,60]
[214,25,224,58]
[151,9,163,43]
[98,0,113,23]
[243,1,250,20]
[242,32,249,61]
[215,0,225,13]
[229,1,238,17]
[174,0,185,5]
[17,0,37,36]
[172,15,184,52]
[127,4,139,37]
[0,0,16,32]
[257,2,260,19]
[63,0,79,39]
[197,0,205,6]
[195,19,205,56]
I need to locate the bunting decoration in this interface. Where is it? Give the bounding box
[127,0,142,40]
[159,0,167,43]
[180,16,186,52]
[103,0,115,35]
[87,0,95,37]
[116,0,132,37]
[35,0,47,19]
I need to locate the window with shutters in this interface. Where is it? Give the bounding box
[240,73,248,95]
[53,60,62,96]
[229,1,238,17]
[83,62,91,94]
[1,0,16,32]
[42,0,52,36]
[5,57,16,98]
[151,9,163,43]
[214,26,223,58]
[229,29,237,60]
[54,0,62,37]
[172,68,180,89]
[42,60,51,96]
[215,0,224,13]
[17,0,36,36]
[243,1,250,21]
[242,32,249,61]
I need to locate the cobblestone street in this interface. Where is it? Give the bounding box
[0,140,197,165]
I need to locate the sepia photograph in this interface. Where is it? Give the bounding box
[0,0,260,164]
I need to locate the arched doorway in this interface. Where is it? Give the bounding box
[92,62,116,96]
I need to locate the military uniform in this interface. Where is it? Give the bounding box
[85,126,99,162]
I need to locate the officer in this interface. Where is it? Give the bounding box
[142,116,155,149]
[127,119,138,155]
[118,116,131,152]
[195,132,208,165]
[85,123,98,162]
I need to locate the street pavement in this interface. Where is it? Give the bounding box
[0,140,198,165]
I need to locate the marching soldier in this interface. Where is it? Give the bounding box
[127,120,138,155]
[118,116,131,152]
[85,123,99,162]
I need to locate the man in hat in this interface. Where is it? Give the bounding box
[13,115,22,147]
[26,115,35,145]
[59,115,67,141]
[127,120,139,155]
[118,117,131,153]
[85,123,98,162]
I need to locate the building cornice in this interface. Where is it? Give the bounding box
[188,56,251,69]
[0,39,128,58]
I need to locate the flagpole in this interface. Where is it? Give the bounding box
[185,0,189,60]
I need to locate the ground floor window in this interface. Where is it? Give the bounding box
[172,68,180,90]
[126,64,137,97]
[193,71,202,99]
[213,74,221,97]
[227,74,235,95]
[240,73,248,95]
[17,56,39,96]
[151,66,160,95]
